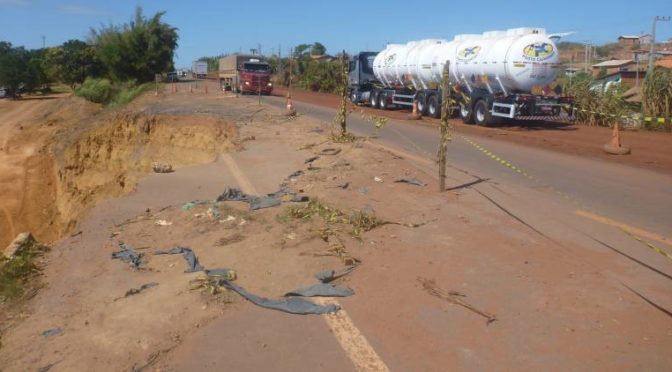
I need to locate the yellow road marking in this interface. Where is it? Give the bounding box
[222,153,389,372]
[314,298,390,372]
[575,210,671,247]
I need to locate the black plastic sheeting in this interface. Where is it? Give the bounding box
[111,242,145,269]
[285,283,354,297]
[220,280,340,315]
[394,177,427,186]
[315,265,358,283]
[154,246,203,272]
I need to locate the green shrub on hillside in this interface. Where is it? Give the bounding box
[76,77,113,103]
[110,82,154,107]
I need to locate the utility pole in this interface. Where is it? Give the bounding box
[41,36,46,49]
[648,16,671,75]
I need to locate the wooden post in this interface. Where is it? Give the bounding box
[338,50,348,135]
[438,61,451,192]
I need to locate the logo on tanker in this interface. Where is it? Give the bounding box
[522,42,555,61]
[457,46,481,61]
[384,53,397,66]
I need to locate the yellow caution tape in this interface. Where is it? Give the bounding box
[621,228,672,262]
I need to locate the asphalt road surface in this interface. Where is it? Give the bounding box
[262,95,672,243]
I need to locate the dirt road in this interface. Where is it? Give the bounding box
[1,83,671,371]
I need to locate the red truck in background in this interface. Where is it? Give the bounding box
[218,55,273,95]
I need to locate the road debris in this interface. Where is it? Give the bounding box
[115,282,159,301]
[317,147,342,156]
[205,268,237,281]
[154,246,203,273]
[336,182,350,189]
[395,177,427,187]
[154,219,173,226]
[374,176,383,183]
[111,242,145,269]
[41,327,63,337]
[315,265,358,283]
[418,277,497,325]
[305,156,320,164]
[285,283,354,297]
[151,162,174,173]
[220,280,340,315]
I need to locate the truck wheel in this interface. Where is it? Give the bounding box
[474,100,493,126]
[416,92,427,115]
[427,94,440,118]
[370,91,379,108]
[460,104,474,124]
[378,92,388,110]
[350,90,359,104]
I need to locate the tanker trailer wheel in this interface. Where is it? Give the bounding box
[474,100,493,126]
[427,94,440,118]
[460,103,474,124]
[416,92,428,115]
[378,92,389,110]
[370,90,379,108]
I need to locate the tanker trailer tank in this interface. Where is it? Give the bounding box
[352,27,573,125]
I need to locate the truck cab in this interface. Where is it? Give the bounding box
[347,52,378,104]
[239,60,273,94]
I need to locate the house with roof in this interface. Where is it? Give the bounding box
[591,59,636,77]
[618,34,653,46]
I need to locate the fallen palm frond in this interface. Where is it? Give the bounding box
[418,277,496,325]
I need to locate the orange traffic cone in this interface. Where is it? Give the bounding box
[603,123,631,155]
[285,95,296,116]
[408,100,422,120]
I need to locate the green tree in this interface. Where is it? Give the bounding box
[310,42,326,56]
[46,40,102,89]
[90,6,179,82]
[0,43,35,98]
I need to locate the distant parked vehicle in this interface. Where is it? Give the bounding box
[0,88,6,98]
[192,61,208,79]
[166,72,179,82]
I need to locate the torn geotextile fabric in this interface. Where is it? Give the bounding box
[220,281,340,315]
[315,265,358,283]
[394,177,427,186]
[154,246,203,272]
[285,283,354,297]
[112,242,144,269]
[216,187,282,211]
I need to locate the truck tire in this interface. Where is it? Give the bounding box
[370,90,379,108]
[378,92,389,110]
[350,90,359,104]
[416,92,428,115]
[474,100,493,126]
[460,103,474,124]
[427,94,440,118]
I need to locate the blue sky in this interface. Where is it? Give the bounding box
[1,0,670,68]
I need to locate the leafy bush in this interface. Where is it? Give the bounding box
[110,82,154,106]
[643,67,672,127]
[297,61,341,93]
[76,77,113,103]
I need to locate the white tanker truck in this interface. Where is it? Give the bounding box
[348,27,574,125]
